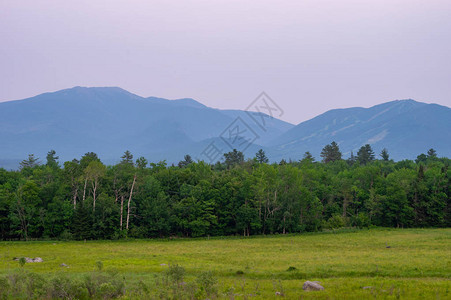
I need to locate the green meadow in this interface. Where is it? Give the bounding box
[1,228,450,299]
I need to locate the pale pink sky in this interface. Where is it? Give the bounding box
[1,0,450,124]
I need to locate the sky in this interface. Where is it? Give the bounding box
[1,0,450,124]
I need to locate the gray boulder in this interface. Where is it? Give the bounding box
[302,281,324,291]
[14,257,43,263]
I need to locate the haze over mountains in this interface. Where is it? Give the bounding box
[0,87,449,169]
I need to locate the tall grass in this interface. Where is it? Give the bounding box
[0,228,450,299]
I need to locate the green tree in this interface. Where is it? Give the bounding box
[320,141,342,163]
[9,181,42,240]
[121,150,134,166]
[72,201,91,240]
[45,150,60,169]
[374,169,415,227]
[136,157,148,169]
[255,149,269,164]
[178,154,194,168]
[347,151,356,165]
[19,154,40,170]
[63,160,82,209]
[357,144,375,165]
[380,148,390,161]
[427,148,437,158]
[224,149,244,168]
[301,151,315,164]
[415,153,428,164]
[80,152,100,169]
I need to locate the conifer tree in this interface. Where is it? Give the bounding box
[320,141,342,163]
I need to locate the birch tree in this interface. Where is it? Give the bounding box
[84,161,106,211]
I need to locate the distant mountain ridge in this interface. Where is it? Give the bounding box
[0,87,293,168]
[270,99,450,161]
[0,87,449,169]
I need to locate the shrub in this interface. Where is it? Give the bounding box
[59,229,73,241]
[196,271,218,297]
[351,212,371,228]
[0,277,10,299]
[50,276,88,299]
[18,257,26,267]
[325,214,346,229]
[165,264,185,285]
[96,261,103,271]
[84,272,125,299]
[24,272,47,299]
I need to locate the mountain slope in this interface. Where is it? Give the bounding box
[1,88,449,169]
[0,87,293,168]
[270,100,451,161]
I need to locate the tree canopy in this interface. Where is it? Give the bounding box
[0,147,449,241]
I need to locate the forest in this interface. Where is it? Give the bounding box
[0,143,449,241]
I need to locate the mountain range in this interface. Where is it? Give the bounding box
[0,87,449,169]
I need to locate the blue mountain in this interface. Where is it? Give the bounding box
[0,87,293,168]
[269,100,451,161]
[0,88,449,169]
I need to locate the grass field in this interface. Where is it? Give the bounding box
[1,228,450,299]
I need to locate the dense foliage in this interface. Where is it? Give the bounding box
[0,145,449,240]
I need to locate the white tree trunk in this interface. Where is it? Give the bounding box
[82,178,87,202]
[126,175,136,231]
[92,179,97,211]
[120,195,124,231]
[73,185,78,209]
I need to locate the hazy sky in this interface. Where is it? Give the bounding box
[1,0,450,124]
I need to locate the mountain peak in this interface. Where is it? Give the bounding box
[60,86,140,97]
[272,99,450,161]
[146,96,207,108]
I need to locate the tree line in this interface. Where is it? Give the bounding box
[0,143,449,240]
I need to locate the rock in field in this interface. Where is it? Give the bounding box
[13,257,43,263]
[302,281,324,291]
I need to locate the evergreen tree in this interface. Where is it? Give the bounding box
[19,154,40,169]
[255,149,269,164]
[416,153,428,164]
[46,150,60,169]
[178,155,194,168]
[357,144,375,165]
[427,148,437,158]
[380,148,390,161]
[121,150,134,166]
[347,151,356,165]
[72,201,91,240]
[80,152,100,169]
[224,149,244,168]
[320,141,342,163]
[300,151,315,164]
[136,157,148,169]
[418,164,425,180]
